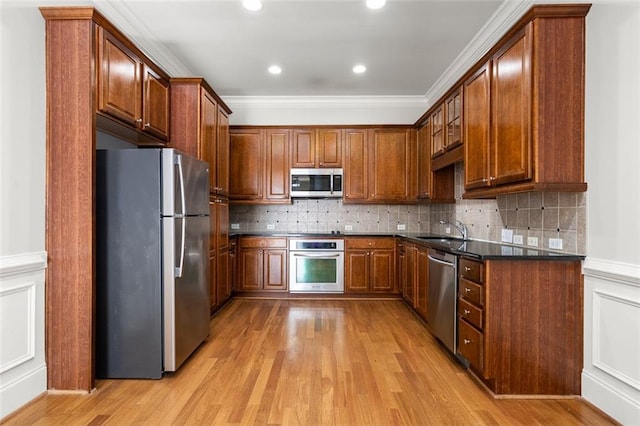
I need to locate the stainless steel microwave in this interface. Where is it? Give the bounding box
[290,168,343,198]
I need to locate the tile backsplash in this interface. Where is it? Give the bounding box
[230,163,586,254]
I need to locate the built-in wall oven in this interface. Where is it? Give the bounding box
[289,238,344,293]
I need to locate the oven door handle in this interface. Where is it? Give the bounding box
[292,253,342,258]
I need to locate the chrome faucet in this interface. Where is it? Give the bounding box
[439,220,468,240]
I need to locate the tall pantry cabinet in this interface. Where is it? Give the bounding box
[170,78,233,313]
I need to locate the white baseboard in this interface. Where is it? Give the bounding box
[582,370,640,425]
[0,364,47,420]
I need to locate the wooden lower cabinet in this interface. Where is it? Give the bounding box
[236,237,288,292]
[457,257,583,396]
[345,237,397,294]
[399,241,429,321]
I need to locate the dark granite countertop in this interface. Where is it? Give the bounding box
[230,231,585,261]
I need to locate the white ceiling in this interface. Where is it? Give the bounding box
[91,0,504,97]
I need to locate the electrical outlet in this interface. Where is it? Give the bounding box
[231,223,240,230]
[345,225,353,231]
[527,237,539,247]
[549,238,563,250]
[445,227,451,234]
[397,224,406,231]
[266,224,275,230]
[501,229,513,243]
[513,235,524,245]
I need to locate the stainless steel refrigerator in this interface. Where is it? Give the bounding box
[96,148,210,379]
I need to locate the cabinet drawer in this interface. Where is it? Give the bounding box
[346,237,395,250]
[238,237,287,249]
[459,277,483,306]
[459,258,483,283]
[458,297,483,329]
[458,318,484,374]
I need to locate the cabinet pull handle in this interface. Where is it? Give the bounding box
[464,309,471,315]
[482,178,488,183]
[464,339,472,345]
[135,118,142,124]
[143,122,150,129]
[489,176,495,181]
[465,287,471,293]
[464,266,471,271]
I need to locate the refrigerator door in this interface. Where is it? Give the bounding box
[162,149,209,217]
[163,215,210,371]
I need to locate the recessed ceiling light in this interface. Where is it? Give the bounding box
[352,64,367,74]
[268,65,282,75]
[366,0,386,10]
[242,0,262,12]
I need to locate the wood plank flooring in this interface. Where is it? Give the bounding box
[3,299,616,425]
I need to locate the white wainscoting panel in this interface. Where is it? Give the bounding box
[583,258,640,425]
[0,252,47,420]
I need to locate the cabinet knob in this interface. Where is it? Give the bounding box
[463,339,472,345]
[465,287,471,293]
[143,123,150,129]
[489,176,495,181]
[319,162,323,166]
[464,266,471,272]
[482,178,488,183]
[464,309,471,315]
[135,118,142,124]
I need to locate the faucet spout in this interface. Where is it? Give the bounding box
[439,220,468,240]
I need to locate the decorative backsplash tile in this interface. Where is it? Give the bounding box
[230,163,586,254]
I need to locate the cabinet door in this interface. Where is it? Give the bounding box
[97,28,141,127]
[209,252,216,310]
[201,92,218,192]
[229,129,263,200]
[343,129,368,201]
[265,130,290,201]
[415,247,429,318]
[237,249,262,290]
[404,244,416,305]
[291,129,315,168]
[370,129,411,201]
[216,108,230,196]
[345,250,369,292]
[317,129,342,168]
[417,120,431,199]
[215,198,229,251]
[216,249,230,305]
[430,106,444,158]
[141,64,169,141]
[370,249,395,292]
[491,26,533,186]
[263,249,287,291]
[445,89,462,151]
[464,63,492,190]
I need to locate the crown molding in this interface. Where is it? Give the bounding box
[90,0,192,77]
[423,0,536,108]
[222,95,427,110]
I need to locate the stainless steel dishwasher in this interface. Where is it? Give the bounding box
[427,249,460,359]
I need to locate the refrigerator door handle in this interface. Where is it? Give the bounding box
[175,218,186,278]
[175,154,187,217]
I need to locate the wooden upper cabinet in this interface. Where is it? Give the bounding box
[316,129,342,167]
[417,119,431,199]
[291,129,315,168]
[229,128,263,201]
[264,129,290,201]
[229,128,290,204]
[430,105,444,158]
[97,27,169,143]
[462,6,589,198]
[343,129,368,201]
[216,109,230,196]
[445,88,462,151]
[291,128,343,168]
[170,78,231,196]
[491,26,532,187]
[463,62,491,190]
[369,128,412,201]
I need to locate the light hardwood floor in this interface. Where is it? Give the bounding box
[3,299,616,425]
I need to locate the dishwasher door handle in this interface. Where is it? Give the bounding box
[427,255,455,267]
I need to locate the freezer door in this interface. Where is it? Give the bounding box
[163,215,210,372]
[162,149,210,216]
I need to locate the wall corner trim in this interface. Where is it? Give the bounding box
[583,257,640,287]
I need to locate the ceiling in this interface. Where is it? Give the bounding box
[91,0,504,97]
